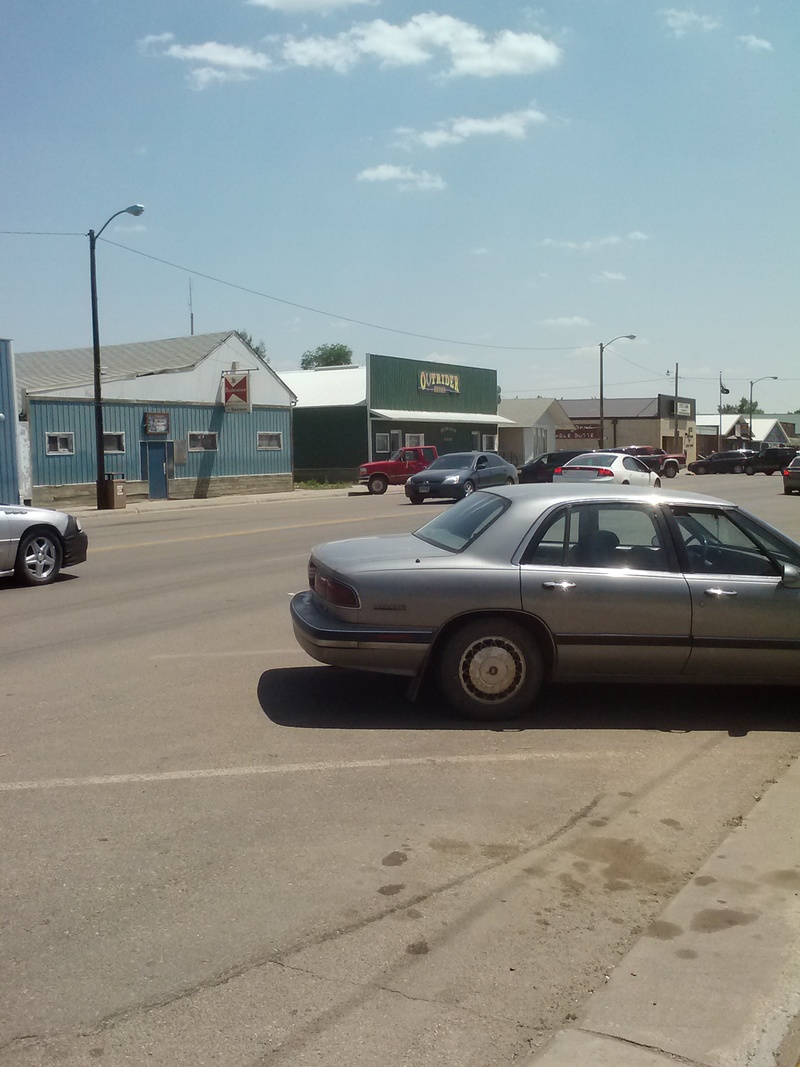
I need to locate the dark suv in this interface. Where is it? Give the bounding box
[518,449,592,484]
[744,447,798,476]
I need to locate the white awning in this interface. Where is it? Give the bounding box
[370,408,514,426]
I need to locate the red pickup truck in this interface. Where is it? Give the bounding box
[358,446,439,494]
[609,445,686,478]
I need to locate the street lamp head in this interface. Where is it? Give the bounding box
[125,205,145,217]
[624,334,636,340]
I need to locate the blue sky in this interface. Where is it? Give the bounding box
[2,0,798,412]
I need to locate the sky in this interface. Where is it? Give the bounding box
[2,0,798,414]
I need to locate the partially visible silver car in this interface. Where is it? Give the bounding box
[0,504,88,586]
[291,484,800,720]
[783,457,800,496]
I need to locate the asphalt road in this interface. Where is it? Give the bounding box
[1,475,799,1066]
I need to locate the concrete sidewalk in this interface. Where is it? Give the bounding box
[69,484,371,517]
[533,756,800,1067]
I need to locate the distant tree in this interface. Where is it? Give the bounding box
[238,330,269,362]
[718,397,762,415]
[300,343,353,370]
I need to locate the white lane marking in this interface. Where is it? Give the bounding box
[0,750,621,793]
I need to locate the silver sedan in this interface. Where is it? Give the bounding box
[0,504,88,586]
[291,484,800,720]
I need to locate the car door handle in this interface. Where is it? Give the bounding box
[705,588,738,597]
[542,581,577,590]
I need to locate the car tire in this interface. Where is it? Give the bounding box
[664,464,677,478]
[463,480,476,496]
[766,470,775,476]
[784,487,793,495]
[15,528,62,586]
[506,477,515,485]
[368,474,389,495]
[733,464,744,474]
[654,477,662,488]
[407,491,424,505]
[745,465,755,476]
[695,464,708,475]
[437,617,543,721]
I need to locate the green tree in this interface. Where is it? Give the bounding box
[300,343,353,370]
[718,397,762,415]
[238,330,269,362]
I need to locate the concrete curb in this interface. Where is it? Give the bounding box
[533,757,800,1067]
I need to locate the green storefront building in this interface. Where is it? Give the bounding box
[281,352,509,482]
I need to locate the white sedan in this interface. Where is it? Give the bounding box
[553,452,661,487]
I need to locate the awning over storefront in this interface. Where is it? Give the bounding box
[370,408,514,425]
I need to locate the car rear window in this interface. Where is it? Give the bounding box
[414,492,509,552]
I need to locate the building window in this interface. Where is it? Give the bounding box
[188,432,218,451]
[103,432,125,453]
[405,433,425,446]
[46,432,74,455]
[375,433,390,453]
[257,432,282,450]
[482,434,498,451]
[471,432,480,450]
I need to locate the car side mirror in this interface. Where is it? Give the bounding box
[781,563,800,588]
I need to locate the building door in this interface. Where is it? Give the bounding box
[147,441,169,500]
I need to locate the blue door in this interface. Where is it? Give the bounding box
[147,441,168,500]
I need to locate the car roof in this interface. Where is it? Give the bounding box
[482,482,734,509]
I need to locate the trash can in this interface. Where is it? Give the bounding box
[102,472,126,510]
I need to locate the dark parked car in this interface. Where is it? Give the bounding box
[405,452,517,504]
[745,448,799,476]
[0,504,88,586]
[687,449,757,475]
[783,457,800,495]
[291,483,800,720]
[518,449,589,483]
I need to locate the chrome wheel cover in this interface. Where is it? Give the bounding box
[458,636,525,704]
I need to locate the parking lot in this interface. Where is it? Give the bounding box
[1,474,799,1066]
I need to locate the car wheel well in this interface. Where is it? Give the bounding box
[426,610,556,682]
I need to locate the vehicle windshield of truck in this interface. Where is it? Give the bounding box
[389,450,407,461]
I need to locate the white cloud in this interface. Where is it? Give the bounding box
[541,316,591,327]
[357,164,445,190]
[470,247,490,256]
[139,35,271,87]
[540,232,649,251]
[597,270,627,282]
[282,14,562,77]
[398,106,548,149]
[661,9,722,37]
[738,34,772,51]
[248,0,375,10]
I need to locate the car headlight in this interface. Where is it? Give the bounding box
[443,475,460,484]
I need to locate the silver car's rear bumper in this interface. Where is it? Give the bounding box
[290,591,433,676]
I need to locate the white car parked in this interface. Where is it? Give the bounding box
[554,452,662,488]
[0,504,88,586]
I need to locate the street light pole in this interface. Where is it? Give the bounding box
[89,205,144,509]
[598,334,636,448]
[748,375,777,446]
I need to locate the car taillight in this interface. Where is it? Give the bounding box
[597,468,614,477]
[315,572,360,608]
[783,469,790,477]
[553,467,563,475]
[308,560,317,589]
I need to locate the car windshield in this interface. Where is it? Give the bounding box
[414,492,509,552]
[565,453,616,467]
[426,453,474,471]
